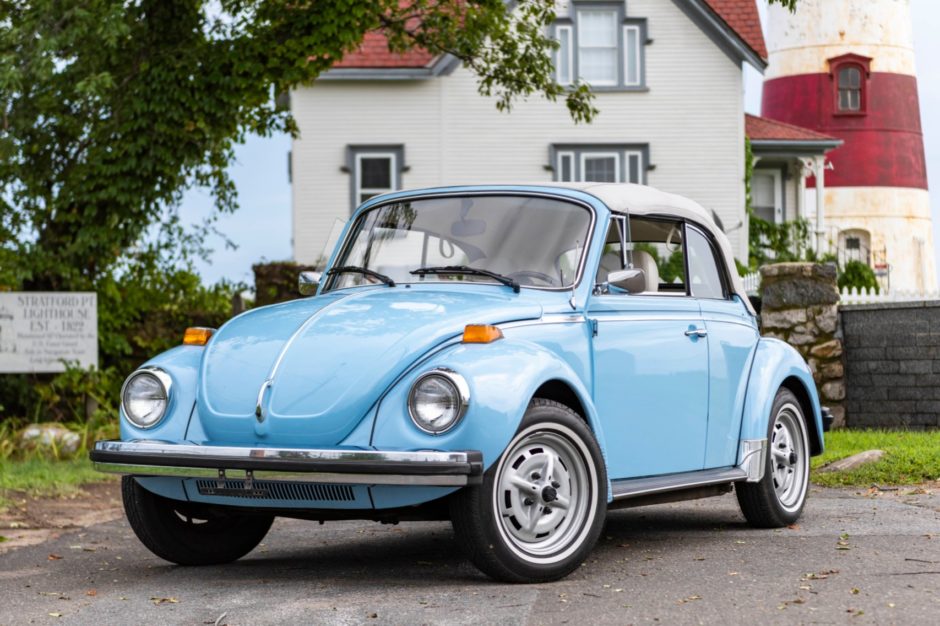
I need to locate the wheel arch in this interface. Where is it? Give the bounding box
[533,379,588,423]
[740,337,825,459]
[780,375,823,456]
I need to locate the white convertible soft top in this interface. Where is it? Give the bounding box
[540,182,754,315]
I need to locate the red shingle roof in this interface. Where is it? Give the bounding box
[333,1,767,70]
[333,32,436,69]
[746,114,839,142]
[703,0,767,60]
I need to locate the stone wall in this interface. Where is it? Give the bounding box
[253,262,317,307]
[759,263,846,427]
[840,301,940,429]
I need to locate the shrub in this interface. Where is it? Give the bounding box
[838,260,880,294]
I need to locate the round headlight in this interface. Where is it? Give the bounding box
[121,369,171,429]
[408,369,469,434]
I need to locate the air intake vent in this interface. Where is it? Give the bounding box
[195,479,356,502]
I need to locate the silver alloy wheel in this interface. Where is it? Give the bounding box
[770,402,809,512]
[494,426,593,562]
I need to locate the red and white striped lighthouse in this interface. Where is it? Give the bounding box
[762,0,936,293]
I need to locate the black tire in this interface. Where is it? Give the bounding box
[450,399,607,583]
[736,388,811,528]
[122,477,274,565]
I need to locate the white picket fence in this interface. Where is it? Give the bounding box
[742,271,761,295]
[838,287,940,305]
[740,271,938,305]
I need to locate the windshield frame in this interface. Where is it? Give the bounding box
[322,190,598,294]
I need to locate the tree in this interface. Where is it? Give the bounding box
[0,0,596,290]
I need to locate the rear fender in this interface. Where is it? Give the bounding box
[740,337,825,459]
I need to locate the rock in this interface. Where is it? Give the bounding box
[761,309,807,330]
[763,279,840,309]
[827,405,846,429]
[822,381,846,402]
[814,306,839,334]
[789,332,816,346]
[17,424,81,459]
[817,449,885,473]
[810,339,843,359]
[820,360,844,380]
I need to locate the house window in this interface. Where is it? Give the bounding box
[553,145,647,184]
[554,5,646,90]
[555,25,574,85]
[838,66,862,111]
[345,145,405,212]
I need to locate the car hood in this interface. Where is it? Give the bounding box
[196,287,542,446]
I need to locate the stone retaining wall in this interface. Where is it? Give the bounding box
[759,263,846,427]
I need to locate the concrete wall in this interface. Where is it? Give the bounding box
[290,0,747,262]
[841,301,940,429]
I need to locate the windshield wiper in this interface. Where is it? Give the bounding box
[326,266,396,287]
[410,265,520,293]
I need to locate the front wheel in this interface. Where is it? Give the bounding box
[736,388,811,528]
[122,477,274,565]
[450,399,607,583]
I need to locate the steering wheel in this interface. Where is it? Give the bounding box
[507,270,560,287]
[665,225,682,253]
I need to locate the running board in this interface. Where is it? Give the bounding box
[610,467,748,502]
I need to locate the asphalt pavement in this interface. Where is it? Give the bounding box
[1,485,939,625]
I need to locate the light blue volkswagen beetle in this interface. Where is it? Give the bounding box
[92,183,831,583]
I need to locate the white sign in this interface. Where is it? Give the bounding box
[0,292,98,373]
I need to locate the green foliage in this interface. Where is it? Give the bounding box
[0,0,595,293]
[743,138,813,271]
[767,0,799,11]
[0,457,112,507]
[811,429,940,486]
[634,243,684,284]
[838,260,880,294]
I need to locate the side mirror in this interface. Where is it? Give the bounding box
[298,271,322,296]
[608,268,647,294]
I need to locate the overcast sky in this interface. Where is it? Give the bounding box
[181,0,940,287]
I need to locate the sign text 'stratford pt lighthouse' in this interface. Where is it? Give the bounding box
[762,0,936,293]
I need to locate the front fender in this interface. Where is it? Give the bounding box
[119,345,203,442]
[369,337,610,504]
[740,337,824,458]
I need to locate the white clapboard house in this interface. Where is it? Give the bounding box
[289,0,779,263]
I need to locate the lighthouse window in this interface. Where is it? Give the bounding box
[838,67,862,111]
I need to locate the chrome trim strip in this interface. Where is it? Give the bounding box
[93,462,470,487]
[592,314,704,323]
[610,467,748,501]
[739,438,768,483]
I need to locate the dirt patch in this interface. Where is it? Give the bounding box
[0,481,122,554]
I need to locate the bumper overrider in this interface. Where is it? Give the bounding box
[91,440,484,487]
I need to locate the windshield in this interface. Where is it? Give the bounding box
[325,195,593,292]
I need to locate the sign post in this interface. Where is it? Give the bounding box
[0,292,98,373]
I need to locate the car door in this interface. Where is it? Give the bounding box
[587,216,710,480]
[685,225,760,469]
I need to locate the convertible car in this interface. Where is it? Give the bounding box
[92,183,831,583]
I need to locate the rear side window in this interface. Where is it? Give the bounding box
[686,227,726,299]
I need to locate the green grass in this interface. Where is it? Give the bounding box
[0,456,114,508]
[811,429,940,487]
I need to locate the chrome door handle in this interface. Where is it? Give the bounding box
[685,328,708,338]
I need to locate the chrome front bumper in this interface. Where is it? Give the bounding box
[91,440,484,487]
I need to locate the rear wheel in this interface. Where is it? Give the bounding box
[736,388,810,528]
[450,399,606,583]
[122,477,274,565]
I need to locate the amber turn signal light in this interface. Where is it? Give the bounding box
[182,327,215,346]
[462,324,504,344]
